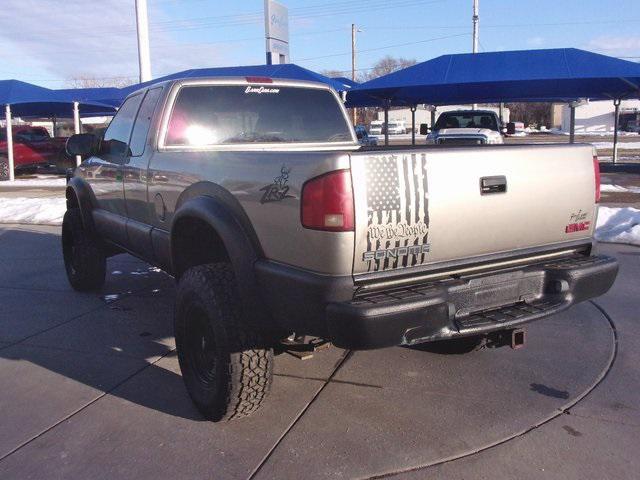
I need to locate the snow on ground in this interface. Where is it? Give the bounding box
[0,177,66,188]
[596,206,640,246]
[601,184,640,194]
[0,196,66,225]
[591,142,640,150]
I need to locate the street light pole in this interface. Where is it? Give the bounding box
[135,0,152,83]
[351,24,358,125]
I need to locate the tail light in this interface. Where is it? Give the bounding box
[593,156,601,203]
[301,169,354,231]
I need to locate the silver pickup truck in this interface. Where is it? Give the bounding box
[63,76,618,422]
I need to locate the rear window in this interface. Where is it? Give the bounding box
[435,112,499,131]
[165,85,352,146]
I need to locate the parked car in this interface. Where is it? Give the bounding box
[0,125,68,177]
[63,76,617,422]
[624,120,640,134]
[422,110,504,145]
[385,120,407,135]
[355,125,378,146]
[369,120,384,135]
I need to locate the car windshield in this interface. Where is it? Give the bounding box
[166,85,353,146]
[435,112,499,131]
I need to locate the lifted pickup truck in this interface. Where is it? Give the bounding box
[63,76,617,422]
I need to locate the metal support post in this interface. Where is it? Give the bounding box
[73,101,81,166]
[411,105,417,145]
[569,104,576,144]
[613,99,621,164]
[4,104,14,181]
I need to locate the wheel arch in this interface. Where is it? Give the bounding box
[65,177,96,231]
[170,189,267,325]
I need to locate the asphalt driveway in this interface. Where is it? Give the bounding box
[0,224,637,479]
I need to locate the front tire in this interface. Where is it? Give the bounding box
[62,208,106,291]
[175,263,273,421]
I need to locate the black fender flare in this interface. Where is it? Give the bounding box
[170,194,267,325]
[65,176,97,231]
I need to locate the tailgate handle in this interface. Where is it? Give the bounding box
[480,175,507,194]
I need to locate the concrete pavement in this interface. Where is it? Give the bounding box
[0,224,637,479]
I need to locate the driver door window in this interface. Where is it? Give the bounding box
[100,93,144,164]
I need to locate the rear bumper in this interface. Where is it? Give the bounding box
[255,254,618,350]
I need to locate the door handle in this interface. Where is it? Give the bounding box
[480,175,507,194]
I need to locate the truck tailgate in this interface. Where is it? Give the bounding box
[350,144,597,276]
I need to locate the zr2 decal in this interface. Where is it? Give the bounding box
[260,165,294,204]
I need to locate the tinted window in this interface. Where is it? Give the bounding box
[435,112,499,131]
[165,85,352,146]
[129,88,162,157]
[15,128,50,142]
[101,93,143,162]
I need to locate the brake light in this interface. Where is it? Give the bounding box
[593,156,601,203]
[245,76,273,83]
[301,170,354,231]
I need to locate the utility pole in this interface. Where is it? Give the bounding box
[135,0,152,83]
[472,0,479,54]
[471,0,479,110]
[351,24,358,125]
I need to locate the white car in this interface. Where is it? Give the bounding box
[369,121,384,135]
[386,121,407,135]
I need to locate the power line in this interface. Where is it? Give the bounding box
[298,32,470,62]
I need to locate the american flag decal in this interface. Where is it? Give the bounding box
[364,153,429,271]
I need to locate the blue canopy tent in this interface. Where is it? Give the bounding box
[120,63,348,96]
[347,48,640,155]
[1,80,117,180]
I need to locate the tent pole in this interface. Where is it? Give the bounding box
[569,104,576,144]
[430,107,436,129]
[384,104,389,146]
[73,101,81,167]
[4,104,14,182]
[411,105,417,146]
[51,115,57,137]
[613,99,621,164]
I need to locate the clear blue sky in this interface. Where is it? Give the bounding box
[0,0,638,88]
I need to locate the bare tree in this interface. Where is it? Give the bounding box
[320,69,347,79]
[65,76,135,89]
[505,102,552,128]
[363,56,416,81]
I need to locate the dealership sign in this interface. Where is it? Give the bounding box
[264,0,289,64]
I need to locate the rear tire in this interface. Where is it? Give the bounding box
[62,208,106,291]
[175,263,273,421]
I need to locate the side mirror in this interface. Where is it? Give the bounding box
[66,133,98,157]
[419,123,431,135]
[506,122,516,135]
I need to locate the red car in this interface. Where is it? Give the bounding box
[0,126,68,177]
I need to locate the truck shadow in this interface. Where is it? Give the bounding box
[0,227,206,422]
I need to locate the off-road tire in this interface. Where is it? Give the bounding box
[61,208,106,291]
[175,263,273,422]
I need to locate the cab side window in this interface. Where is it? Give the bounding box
[101,93,143,163]
[129,88,162,157]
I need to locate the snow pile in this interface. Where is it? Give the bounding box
[0,197,66,225]
[600,184,640,194]
[0,177,66,188]
[596,206,640,246]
